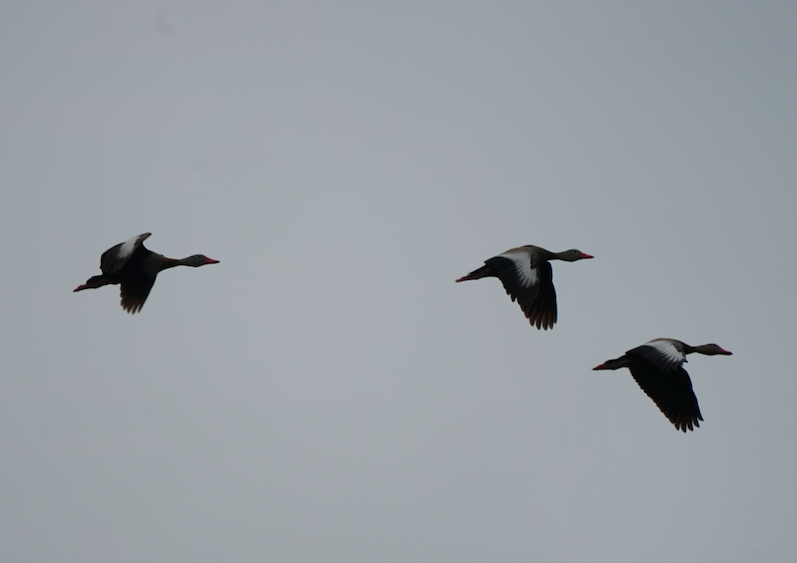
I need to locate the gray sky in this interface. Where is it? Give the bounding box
[2,1,796,561]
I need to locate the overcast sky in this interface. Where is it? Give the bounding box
[2,1,796,562]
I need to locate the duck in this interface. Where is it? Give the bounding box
[593,338,732,431]
[456,245,593,329]
[74,233,219,314]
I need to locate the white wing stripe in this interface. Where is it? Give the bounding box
[645,339,686,365]
[118,234,141,259]
[500,249,537,288]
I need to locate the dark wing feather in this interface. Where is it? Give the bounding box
[488,256,558,330]
[119,275,156,314]
[518,261,557,330]
[628,361,703,432]
[485,256,541,300]
[100,233,151,274]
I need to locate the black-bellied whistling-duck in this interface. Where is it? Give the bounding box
[456,245,593,330]
[74,233,219,314]
[593,338,732,432]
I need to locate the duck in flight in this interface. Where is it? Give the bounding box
[456,245,593,329]
[74,233,219,314]
[593,338,732,432]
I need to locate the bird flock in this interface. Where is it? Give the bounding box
[75,235,731,432]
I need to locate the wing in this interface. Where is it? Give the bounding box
[628,361,703,432]
[100,233,152,274]
[484,252,558,330]
[119,275,156,314]
[517,261,557,330]
[628,339,685,372]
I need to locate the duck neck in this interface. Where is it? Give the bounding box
[685,344,712,356]
[535,248,556,260]
[144,253,181,275]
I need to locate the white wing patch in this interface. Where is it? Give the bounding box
[118,235,139,258]
[643,339,687,370]
[118,233,150,258]
[500,248,538,288]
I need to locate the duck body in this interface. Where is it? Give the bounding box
[74,233,219,314]
[593,338,732,432]
[456,245,593,330]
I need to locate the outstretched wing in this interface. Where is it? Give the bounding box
[119,273,156,314]
[628,361,703,432]
[516,261,557,330]
[489,251,557,330]
[100,233,151,274]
